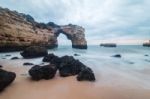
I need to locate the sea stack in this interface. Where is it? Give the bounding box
[143,40,150,47]
[100,43,117,47]
[0,7,87,52]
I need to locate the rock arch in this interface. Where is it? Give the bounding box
[54,24,87,49]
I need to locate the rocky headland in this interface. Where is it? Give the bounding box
[0,7,87,52]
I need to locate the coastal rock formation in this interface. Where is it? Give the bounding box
[143,40,150,47]
[29,64,57,80]
[0,69,16,92]
[43,53,58,62]
[77,67,96,81]
[59,56,86,77]
[29,54,96,82]
[100,43,117,47]
[20,46,48,58]
[112,54,121,58]
[58,25,87,49]
[0,7,87,52]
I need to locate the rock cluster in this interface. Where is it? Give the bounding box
[0,69,16,92]
[29,53,96,81]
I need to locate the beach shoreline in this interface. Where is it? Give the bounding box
[0,56,150,99]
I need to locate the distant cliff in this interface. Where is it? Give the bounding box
[0,7,87,52]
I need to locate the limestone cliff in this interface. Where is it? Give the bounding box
[0,7,87,52]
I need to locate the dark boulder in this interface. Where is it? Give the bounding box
[50,56,61,68]
[28,64,57,81]
[23,62,34,66]
[77,67,95,82]
[59,56,86,77]
[21,46,48,58]
[43,53,61,68]
[0,65,3,68]
[11,57,19,60]
[0,69,16,92]
[42,53,58,62]
[112,54,121,58]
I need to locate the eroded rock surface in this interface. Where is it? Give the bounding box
[77,67,96,81]
[20,46,48,58]
[0,7,87,52]
[28,64,57,80]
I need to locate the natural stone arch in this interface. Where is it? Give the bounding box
[54,24,87,49]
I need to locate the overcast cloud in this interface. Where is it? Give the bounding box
[0,0,150,44]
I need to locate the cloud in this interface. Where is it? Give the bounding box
[0,0,150,44]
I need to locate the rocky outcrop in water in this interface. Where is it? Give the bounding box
[143,40,150,47]
[0,69,16,92]
[112,54,121,58]
[20,46,48,58]
[100,43,117,47]
[0,7,87,52]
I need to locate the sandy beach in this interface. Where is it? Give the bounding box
[0,56,150,99]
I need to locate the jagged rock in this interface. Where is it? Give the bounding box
[59,56,86,77]
[20,46,48,58]
[42,53,61,68]
[100,43,117,47]
[28,64,57,80]
[112,54,121,58]
[50,56,61,68]
[0,69,16,92]
[23,62,34,66]
[0,7,87,52]
[77,67,95,81]
[42,53,58,62]
[11,57,19,60]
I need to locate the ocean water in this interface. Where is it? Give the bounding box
[0,45,150,89]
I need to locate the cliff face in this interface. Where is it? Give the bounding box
[0,7,87,52]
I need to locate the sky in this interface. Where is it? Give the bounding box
[0,0,150,45]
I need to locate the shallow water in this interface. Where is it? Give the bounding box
[0,45,150,89]
[0,45,150,99]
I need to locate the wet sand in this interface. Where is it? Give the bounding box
[0,59,150,99]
